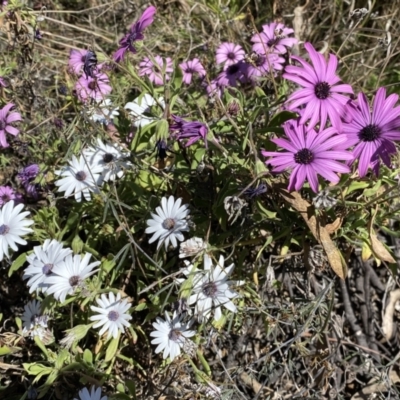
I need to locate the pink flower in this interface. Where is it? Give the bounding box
[251,22,297,55]
[216,61,248,87]
[113,6,156,63]
[170,115,208,147]
[68,49,88,75]
[179,58,206,84]
[283,43,353,132]
[0,76,7,87]
[0,103,22,148]
[245,53,285,80]
[75,70,112,102]
[0,186,20,206]
[342,87,400,177]
[216,43,245,67]
[139,56,173,85]
[262,120,353,192]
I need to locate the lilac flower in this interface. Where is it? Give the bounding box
[179,58,206,84]
[139,56,173,85]
[245,53,285,80]
[283,42,353,131]
[205,79,224,99]
[18,164,39,186]
[0,103,22,148]
[113,6,156,63]
[216,43,245,67]
[262,120,353,192]
[251,22,297,55]
[68,49,89,75]
[0,186,19,206]
[75,71,112,102]
[0,76,7,87]
[170,115,208,147]
[342,87,400,177]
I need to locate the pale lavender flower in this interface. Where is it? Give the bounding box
[283,42,353,131]
[245,53,285,80]
[251,22,297,55]
[0,76,7,87]
[342,87,400,177]
[113,6,156,63]
[0,186,19,206]
[216,43,245,67]
[75,71,112,102]
[68,49,89,75]
[179,58,206,84]
[139,56,173,85]
[170,115,208,147]
[0,103,22,148]
[262,120,353,192]
[18,164,40,199]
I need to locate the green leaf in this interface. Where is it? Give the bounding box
[34,336,49,358]
[126,380,137,398]
[268,111,298,127]
[83,349,93,365]
[105,335,119,362]
[345,181,370,196]
[71,234,84,254]
[23,362,52,376]
[155,119,169,140]
[8,253,27,277]
[55,349,69,369]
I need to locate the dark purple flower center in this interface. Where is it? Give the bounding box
[128,31,139,45]
[81,54,86,63]
[294,148,314,165]
[1,194,10,202]
[202,281,218,298]
[185,67,194,74]
[0,120,5,130]
[168,328,182,342]
[0,224,9,235]
[314,82,331,99]
[267,38,279,47]
[75,171,87,181]
[359,124,381,142]
[108,310,119,321]
[227,64,240,75]
[162,218,175,230]
[69,275,80,287]
[30,314,39,323]
[227,52,236,60]
[42,263,54,275]
[88,81,97,90]
[103,153,114,163]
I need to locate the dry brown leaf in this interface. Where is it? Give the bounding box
[382,289,400,341]
[325,216,343,234]
[370,234,396,263]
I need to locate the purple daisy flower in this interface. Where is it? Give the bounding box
[205,79,224,99]
[262,120,353,192]
[0,186,18,206]
[251,22,297,55]
[68,49,89,75]
[75,70,112,102]
[18,164,39,185]
[179,58,206,84]
[246,52,285,80]
[113,6,156,63]
[139,56,173,85]
[216,43,245,67]
[283,42,353,131]
[0,103,22,148]
[0,76,7,87]
[342,87,400,177]
[170,115,208,147]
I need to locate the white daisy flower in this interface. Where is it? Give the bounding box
[21,299,50,341]
[23,239,73,293]
[44,253,100,303]
[184,254,243,322]
[179,237,206,258]
[124,93,165,128]
[74,386,108,400]
[150,311,195,361]
[83,138,131,182]
[145,196,190,250]
[55,155,103,202]
[0,201,34,262]
[85,99,119,124]
[89,292,132,340]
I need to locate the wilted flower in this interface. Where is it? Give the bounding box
[179,58,206,84]
[224,196,247,224]
[170,115,208,147]
[179,237,206,258]
[0,103,22,148]
[113,6,156,63]
[21,299,50,342]
[138,56,173,85]
[313,188,338,209]
[242,183,267,199]
[0,76,7,87]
